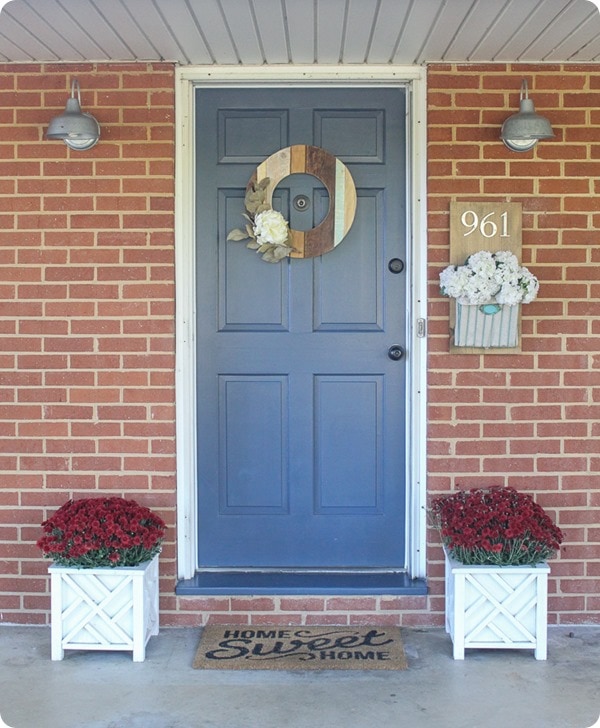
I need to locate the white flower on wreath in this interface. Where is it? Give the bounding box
[439,250,539,306]
[227,178,295,263]
[253,209,290,247]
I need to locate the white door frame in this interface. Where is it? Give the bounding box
[175,65,428,581]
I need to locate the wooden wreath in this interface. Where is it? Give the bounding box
[248,145,357,259]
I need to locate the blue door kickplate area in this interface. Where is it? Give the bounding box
[176,572,427,596]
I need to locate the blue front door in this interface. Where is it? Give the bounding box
[196,87,407,569]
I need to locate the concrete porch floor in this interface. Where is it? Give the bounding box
[1,626,599,728]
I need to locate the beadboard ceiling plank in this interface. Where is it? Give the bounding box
[389,0,445,64]
[0,30,27,62]
[115,0,194,65]
[0,12,61,61]
[3,1,86,61]
[340,0,379,64]
[467,0,541,62]
[525,2,599,61]
[251,0,290,64]
[316,0,347,65]
[415,0,483,63]
[568,33,600,61]
[2,0,115,62]
[512,0,595,61]
[365,0,424,64]
[182,0,237,65]
[250,0,290,64]
[545,11,600,61]
[0,0,599,65]
[492,0,570,61]
[284,0,316,65]
[47,0,133,60]
[71,0,140,61]
[2,11,66,61]
[152,0,215,65]
[89,0,163,62]
[439,1,512,62]
[219,0,265,65]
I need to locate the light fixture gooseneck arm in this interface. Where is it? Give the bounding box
[500,78,554,153]
[46,77,101,151]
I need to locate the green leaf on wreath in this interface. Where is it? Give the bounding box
[244,190,265,214]
[227,228,249,242]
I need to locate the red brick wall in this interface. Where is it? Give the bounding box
[427,64,600,625]
[1,62,598,628]
[0,63,177,623]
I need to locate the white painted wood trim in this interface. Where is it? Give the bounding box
[174,71,198,579]
[406,69,428,579]
[175,65,428,580]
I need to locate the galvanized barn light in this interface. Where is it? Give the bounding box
[500,79,554,152]
[46,79,100,151]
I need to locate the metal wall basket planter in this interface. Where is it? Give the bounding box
[454,302,519,348]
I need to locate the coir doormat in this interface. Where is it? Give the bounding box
[193,626,407,671]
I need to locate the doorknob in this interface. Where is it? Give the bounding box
[388,258,404,274]
[388,345,404,361]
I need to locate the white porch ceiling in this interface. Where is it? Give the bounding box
[0,0,599,66]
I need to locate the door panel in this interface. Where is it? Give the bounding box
[315,190,383,330]
[196,87,406,569]
[219,375,289,514]
[220,192,290,331]
[314,375,383,514]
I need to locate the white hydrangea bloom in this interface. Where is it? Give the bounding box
[439,250,539,306]
[253,209,290,246]
[496,281,522,305]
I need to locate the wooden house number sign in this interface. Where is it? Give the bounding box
[450,202,522,260]
[449,201,523,353]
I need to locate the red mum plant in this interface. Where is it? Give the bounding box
[37,497,166,568]
[431,486,563,566]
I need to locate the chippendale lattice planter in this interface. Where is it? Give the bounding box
[454,302,519,348]
[444,550,549,660]
[49,555,159,662]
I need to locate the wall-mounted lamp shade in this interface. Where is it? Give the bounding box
[46,79,100,151]
[500,80,554,152]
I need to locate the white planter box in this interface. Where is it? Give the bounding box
[444,549,549,660]
[454,301,519,348]
[49,555,159,662]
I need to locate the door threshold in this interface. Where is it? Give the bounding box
[175,570,428,596]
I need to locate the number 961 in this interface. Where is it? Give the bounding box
[461,210,509,238]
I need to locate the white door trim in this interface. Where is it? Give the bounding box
[175,65,428,580]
